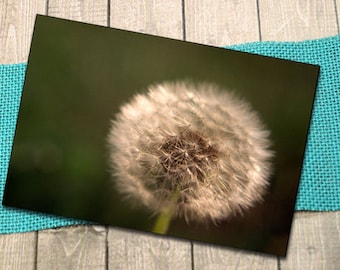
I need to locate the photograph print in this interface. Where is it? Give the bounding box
[3,15,319,257]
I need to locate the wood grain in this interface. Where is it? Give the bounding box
[281,212,340,270]
[258,0,340,269]
[0,3,44,269]
[0,1,340,270]
[336,0,340,33]
[193,244,277,270]
[48,0,108,26]
[110,0,183,39]
[0,0,46,63]
[0,232,36,270]
[37,225,106,270]
[259,0,338,41]
[185,0,259,45]
[185,0,278,268]
[31,2,109,269]
[107,2,192,269]
[108,228,192,270]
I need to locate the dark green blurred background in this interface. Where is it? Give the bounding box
[3,15,319,256]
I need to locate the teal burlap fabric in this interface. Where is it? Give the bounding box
[1,35,339,233]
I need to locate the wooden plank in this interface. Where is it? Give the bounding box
[48,0,108,26]
[108,228,192,270]
[0,0,44,268]
[0,0,46,63]
[0,232,36,270]
[34,2,109,269]
[193,244,277,270]
[184,0,259,45]
[281,212,340,270]
[107,1,192,269]
[259,0,338,41]
[185,1,278,268]
[336,0,340,33]
[37,225,106,269]
[110,0,183,39]
[258,0,340,269]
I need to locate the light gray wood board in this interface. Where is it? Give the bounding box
[30,2,107,269]
[193,243,277,270]
[110,0,183,39]
[258,0,340,269]
[336,0,340,33]
[108,1,192,268]
[108,228,192,270]
[0,232,37,270]
[258,0,338,41]
[185,0,275,269]
[0,3,44,270]
[185,0,340,269]
[48,0,108,26]
[0,1,107,270]
[281,212,340,270]
[184,0,260,45]
[0,0,46,63]
[258,0,340,268]
[36,225,106,270]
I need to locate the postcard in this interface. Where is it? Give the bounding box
[3,15,319,256]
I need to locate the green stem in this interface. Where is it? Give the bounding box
[151,187,181,234]
[152,207,173,234]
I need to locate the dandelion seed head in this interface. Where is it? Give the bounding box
[108,81,274,223]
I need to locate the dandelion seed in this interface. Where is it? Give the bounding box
[108,81,274,225]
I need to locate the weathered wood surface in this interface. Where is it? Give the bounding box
[281,212,340,270]
[259,0,338,41]
[48,0,108,26]
[0,0,339,269]
[0,0,45,63]
[0,232,36,270]
[108,228,192,270]
[110,0,183,39]
[37,226,107,270]
[185,0,260,45]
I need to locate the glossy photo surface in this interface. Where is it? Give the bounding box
[3,15,319,256]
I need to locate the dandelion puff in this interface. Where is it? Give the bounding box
[108,81,274,226]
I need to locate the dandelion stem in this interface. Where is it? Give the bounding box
[152,187,180,234]
[152,207,173,234]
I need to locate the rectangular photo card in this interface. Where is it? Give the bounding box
[3,15,319,256]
